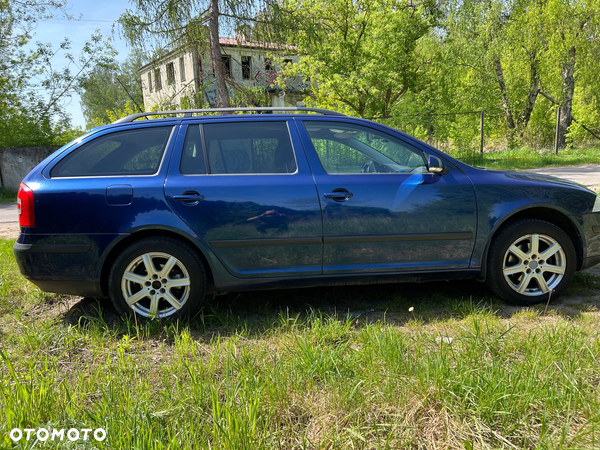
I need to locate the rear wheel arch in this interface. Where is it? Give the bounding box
[100,228,215,298]
[480,206,583,281]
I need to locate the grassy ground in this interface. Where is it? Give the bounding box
[449,146,600,170]
[2,236,600,449]
[0,188,17,204]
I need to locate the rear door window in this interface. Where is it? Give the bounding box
[51,126,173,177]
[197,122,297,175]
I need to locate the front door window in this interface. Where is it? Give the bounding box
[304,122,427,174]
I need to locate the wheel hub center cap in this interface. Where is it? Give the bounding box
[152,280,162,289]
[529,261,539,270]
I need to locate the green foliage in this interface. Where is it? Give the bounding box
[78,53,146,128]
[274,0,439,118]
[264,0,600,151]
[0,2,115,147]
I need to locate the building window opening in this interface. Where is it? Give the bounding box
[221,55,231,77]
[166,62,175,85]
[154,68,162,90]
[179,57,186,82]
[242,56,251,80]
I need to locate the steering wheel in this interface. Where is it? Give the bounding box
[360,160,376,173]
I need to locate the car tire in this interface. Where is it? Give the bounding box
[486,219,576,306]
[108,237,206,319]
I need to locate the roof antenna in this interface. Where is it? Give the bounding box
[116,77,144,113]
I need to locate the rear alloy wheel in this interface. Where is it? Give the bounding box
[487,219,576,305]
[109,238,206,319]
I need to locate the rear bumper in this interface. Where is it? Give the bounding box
[581,255,600,271]
[26,279,105,298]
[13,239,107,298]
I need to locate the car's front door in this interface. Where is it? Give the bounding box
[295,118,478,275]
[164,118,322,278]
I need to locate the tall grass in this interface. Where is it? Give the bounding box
[0,239,56,315]
[2,236,600,449]
[1,308,600,449]
[0,188,17,203]
[450,146,600,170]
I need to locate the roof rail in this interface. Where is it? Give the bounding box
[113,107,345,123]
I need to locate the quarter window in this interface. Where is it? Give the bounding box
[303,121,427,174]
[202,122,297,174]
[51,127,173,177]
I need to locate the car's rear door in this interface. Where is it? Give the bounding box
[295,117,478,274]
[164,117,323,278]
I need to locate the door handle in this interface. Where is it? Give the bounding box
[173,191,204,205]
[324,189,353,202]
[173,194,205,201]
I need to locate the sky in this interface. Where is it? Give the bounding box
[29,0,133,128]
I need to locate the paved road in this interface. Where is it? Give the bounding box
[0,165,599,223]
[526,164,600,189]
[0,203,17,223]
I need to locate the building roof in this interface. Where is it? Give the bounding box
[138,37,296,73]
[218,37,295,51]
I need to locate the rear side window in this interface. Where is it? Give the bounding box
[202,122,297,174]
[51,127,173,177]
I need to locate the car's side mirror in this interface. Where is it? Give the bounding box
[428,155,449,175]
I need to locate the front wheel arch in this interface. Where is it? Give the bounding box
[485,218,576,305]
[479,207,583,282]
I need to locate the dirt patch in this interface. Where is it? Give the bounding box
[0,222,19,240]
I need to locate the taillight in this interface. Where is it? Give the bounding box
[17,182,35,227]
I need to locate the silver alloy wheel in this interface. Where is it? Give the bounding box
[502,233,566,297]
[120,252,191,318]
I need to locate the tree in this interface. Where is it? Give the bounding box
[434,0,600,149]
[270,0,439,118]
[78,53,145,127]
[533,0,600,148]
[0,0,115,146]
[435,0,546,146]
[118,0,269,108]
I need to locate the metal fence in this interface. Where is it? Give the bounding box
[370,108,600,167]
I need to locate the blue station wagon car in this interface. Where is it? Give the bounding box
[13,107,600,319]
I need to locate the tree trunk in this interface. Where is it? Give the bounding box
[557,47,576,149]
[494,57,517,146]
[516,54,539,134]
[209,0,230,108]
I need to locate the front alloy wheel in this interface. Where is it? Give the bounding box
[487,219,576,305]
[109,238,206,319]
[502,233,566,296]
